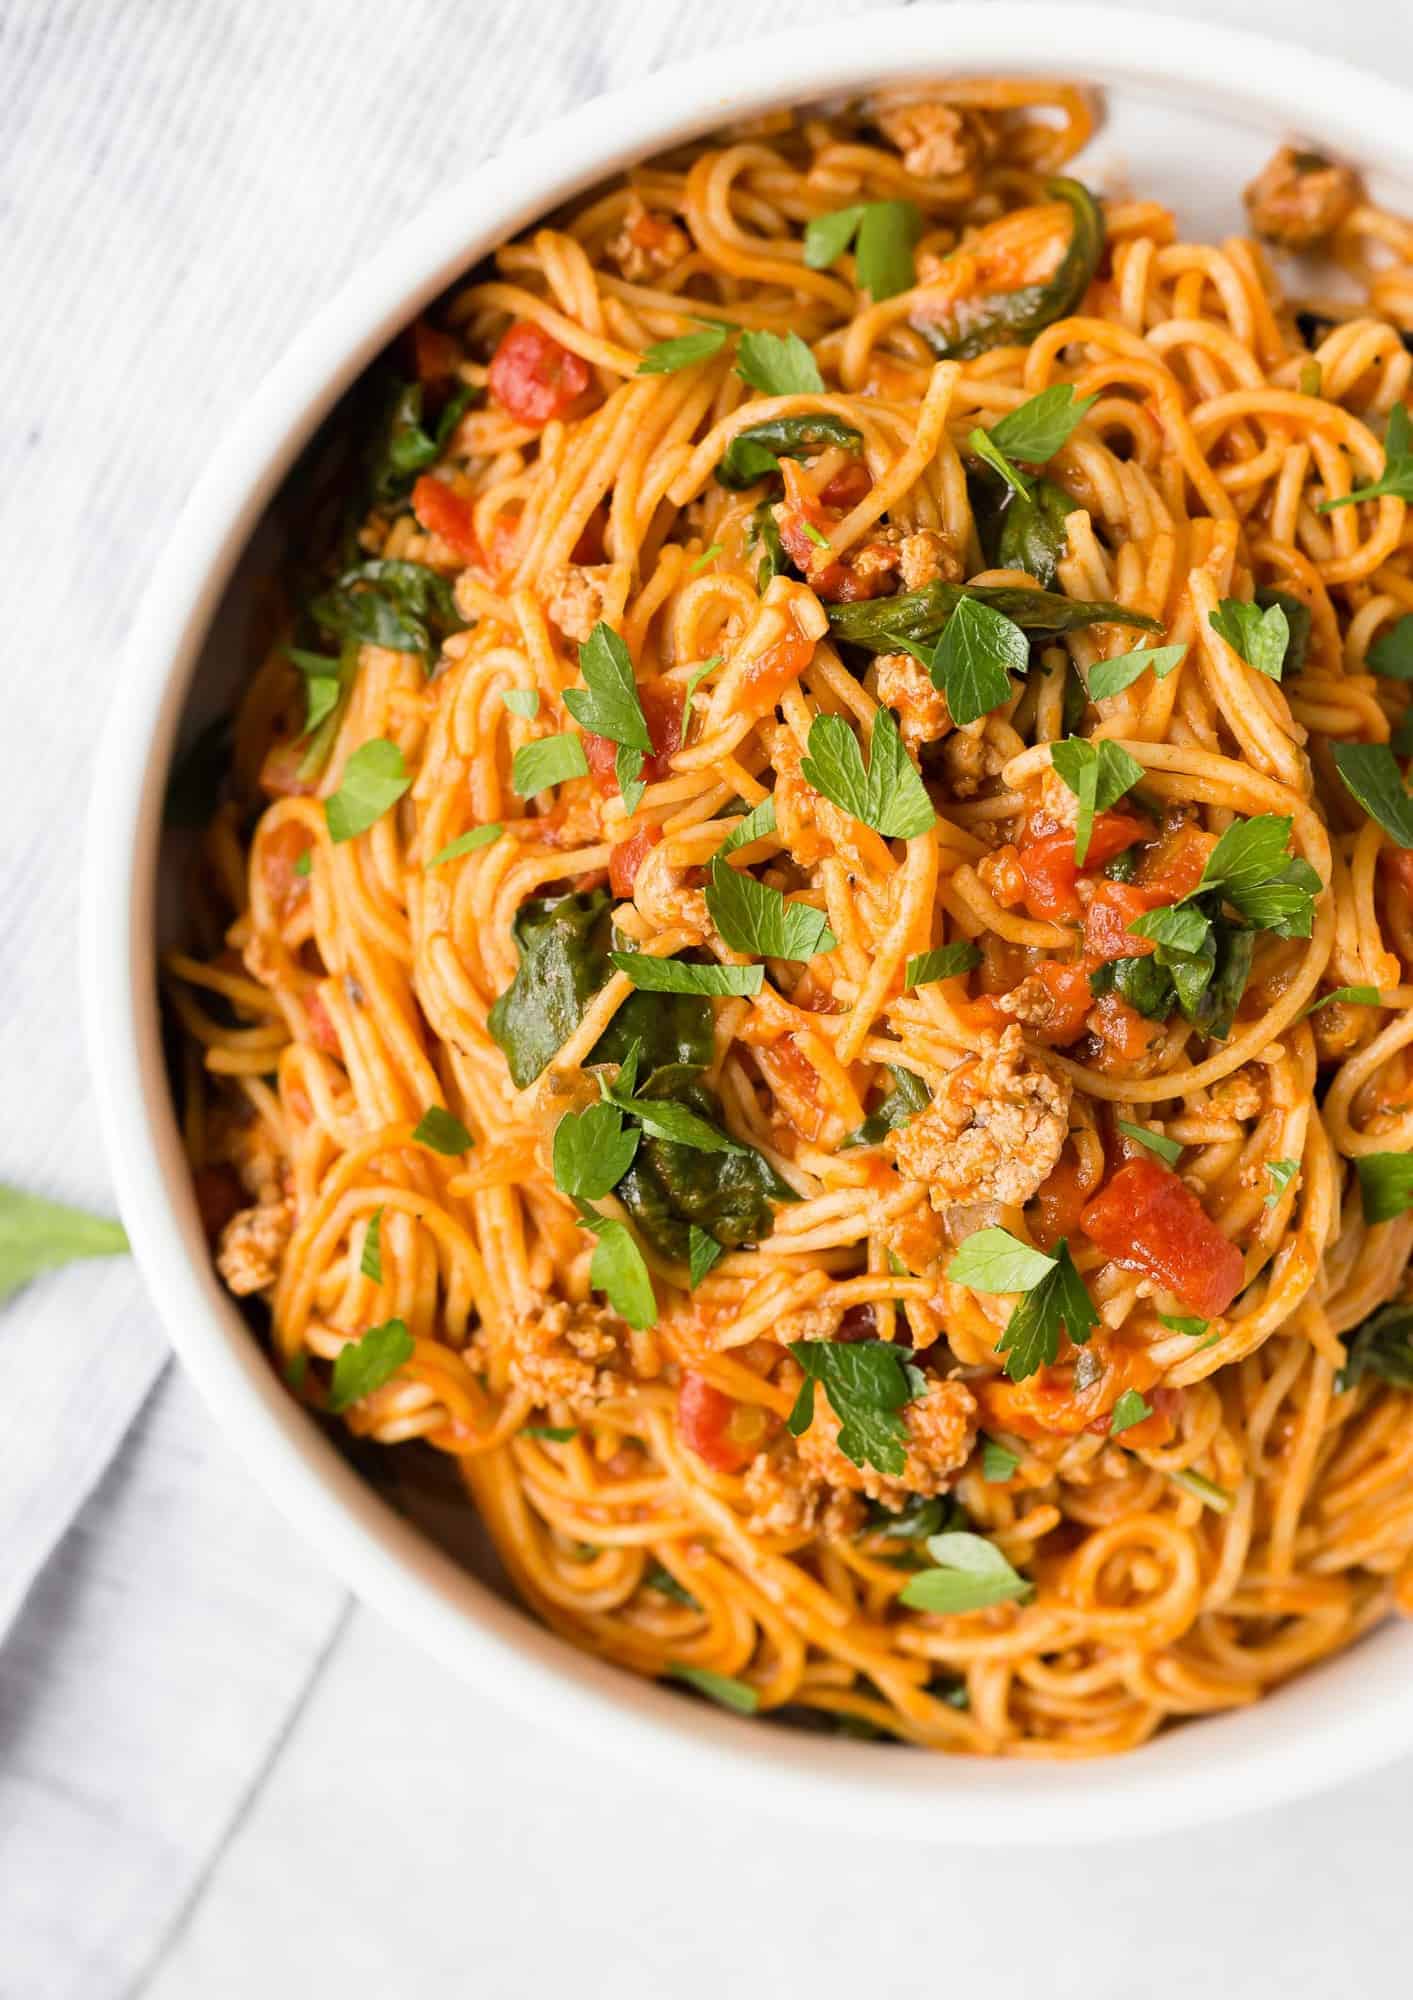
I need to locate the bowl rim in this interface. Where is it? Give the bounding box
[81,3,1413,1842]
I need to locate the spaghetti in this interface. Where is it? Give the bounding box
[169,80,1413,1755]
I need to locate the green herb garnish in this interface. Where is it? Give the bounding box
[668,1663,759,1713]
[610,952,764,997]
[786,1338,920,1476]
[328,1317,415,1413]
[800,708,935,838]
[1117,1119,1183,1167]
[1049,736,1145,864]
[1109,1389,1153,1435]
[412,1106,472,1155]
[511,733,590,797]
[1086,643,1186,702]
[360,1207,383,1283]
[425,823,502,869]
[325,739,412,843]
[637,322,730,375]
[903,941,982,990]
[947,1229,1097,1382]
[1318,401,1413,511]
[705,859,835,960]
[898,1532,1035,1613]
[1332,742,1413,847]
[735,330,824,396]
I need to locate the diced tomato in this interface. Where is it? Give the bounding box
[739,617,817,713]
[1085,813,1151,868]
[1084,880,1155,961]
[1136,822,1212,903]
[609,824,661,897]
[571,506,607,565]
[411,320,461,386]
[584,676,683,795]
[410,475,482,564]
[677,1371,771,1473]
[777,512,894,602]
[774,459,894,604]
[488,321,590,426]
[1031,1152,1090,1250]
[258,740,316,800]
[1031,960,1093,1045]
[305,990,341,1056]
[1080,1155,1244,1317]
[260,821,313,918]
[819,459,873,509]
[1016,814,1148,923]
[1017,830,1083,921]
[1089,990,1160,1063]
[192,1165,243,1245]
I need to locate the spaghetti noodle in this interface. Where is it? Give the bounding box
[169,79,1413,1755]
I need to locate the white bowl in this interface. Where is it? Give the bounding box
[82,4,1413,1841]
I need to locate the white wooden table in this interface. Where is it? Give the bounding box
[3,4,1410,1994]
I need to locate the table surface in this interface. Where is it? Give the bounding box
[4,2,1412,1995]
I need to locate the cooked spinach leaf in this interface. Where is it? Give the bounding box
[826,578,1159,656]
[487,892,713,1088]
[913,178,1104,361]
[614,1065,791,1261]
[716,414,863,490]
[839,1066,931,1149]
[310,558,460,664]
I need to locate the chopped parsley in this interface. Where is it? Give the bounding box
[735,329,824,397]
[1317,401,1413,511]
[609,952,764,997]
[799,708,935,839]
[1109,1388,1153,1435]
[786,1338,922,1477]
[947,1228,1097,1382]
[360,1207,383,1283]
[981,1436,1020,1482]
[327,1317,415,1413]
[1049,735,1146,864]
[903,940,982,991]
[1331,742,1413,847]
[412,1106,473,1155]
[705,857,835,961]
[637,322,730,375]
[552,1100,641,1200]
[562,622,653,811]
[1117,1119,1182,1168]
[324,739,412,843]
[898,1531,1035,1614]
[803,199,921,299]
[425,823,502,870]
[1264,1158,1299,1206]
[1085,643,1186,702]
[511,733,590,797]
[1209,597,1291,680]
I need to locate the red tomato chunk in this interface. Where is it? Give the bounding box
[411,475,481,564]
[1080,1155,1244,1318]
[488,321,590,426]
[677,1371,770,1473]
